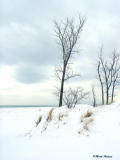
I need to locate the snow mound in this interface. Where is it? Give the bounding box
[1,103,120,160]
[32,105,93,136]
[31,103,120,138]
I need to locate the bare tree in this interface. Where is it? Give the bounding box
[91,86,96,107]
[99,54,112,104]
[97,48,120,104]
[54,15,86,107]
[110,51,120,103]
[63,87,89,108]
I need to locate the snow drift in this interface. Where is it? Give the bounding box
[0,103,120,160]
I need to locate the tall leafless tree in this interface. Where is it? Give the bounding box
[97,48,120,105]
[99,54,112,104]
[97,60,104,105]
[54,15,86,107]
[110,51,120,103]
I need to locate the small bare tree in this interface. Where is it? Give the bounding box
[54,15,86,107]
[63,87,89,108]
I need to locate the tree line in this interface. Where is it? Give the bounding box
[53,14,120,107]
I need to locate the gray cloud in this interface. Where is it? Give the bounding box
[0,0,120,84]
[0,23,59,65]
[15,64,48,84]
[0,22,59,83]
[0,0,65,26]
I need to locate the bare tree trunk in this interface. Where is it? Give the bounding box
[99,78,104,105]
[100,57,109,105]
[92,86,96,107]
[97,62,104,105]
[59,65,66,107]
[101,85,104,105]
[106,87,109,104]
[111,84,115,103]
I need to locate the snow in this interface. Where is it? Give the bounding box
[0,103,120,160]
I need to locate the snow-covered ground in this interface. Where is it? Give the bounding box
[0,103,120,160]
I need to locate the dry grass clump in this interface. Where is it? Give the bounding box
[78,130,81,134]
[35,115,42,127]
[46,108,54,122]
[79,110,94,134]
[83,123,89,130]
[84,110,93,118]
[58,113,68,121]
[41,108,55,133]
[80,116,84,123]
[78,118,94,134]
[80,110,93,123]
[87,118,94,123]
[83,118,94,131]
[41,123,48,132]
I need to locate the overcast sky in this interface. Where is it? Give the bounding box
[0,0,120,105]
